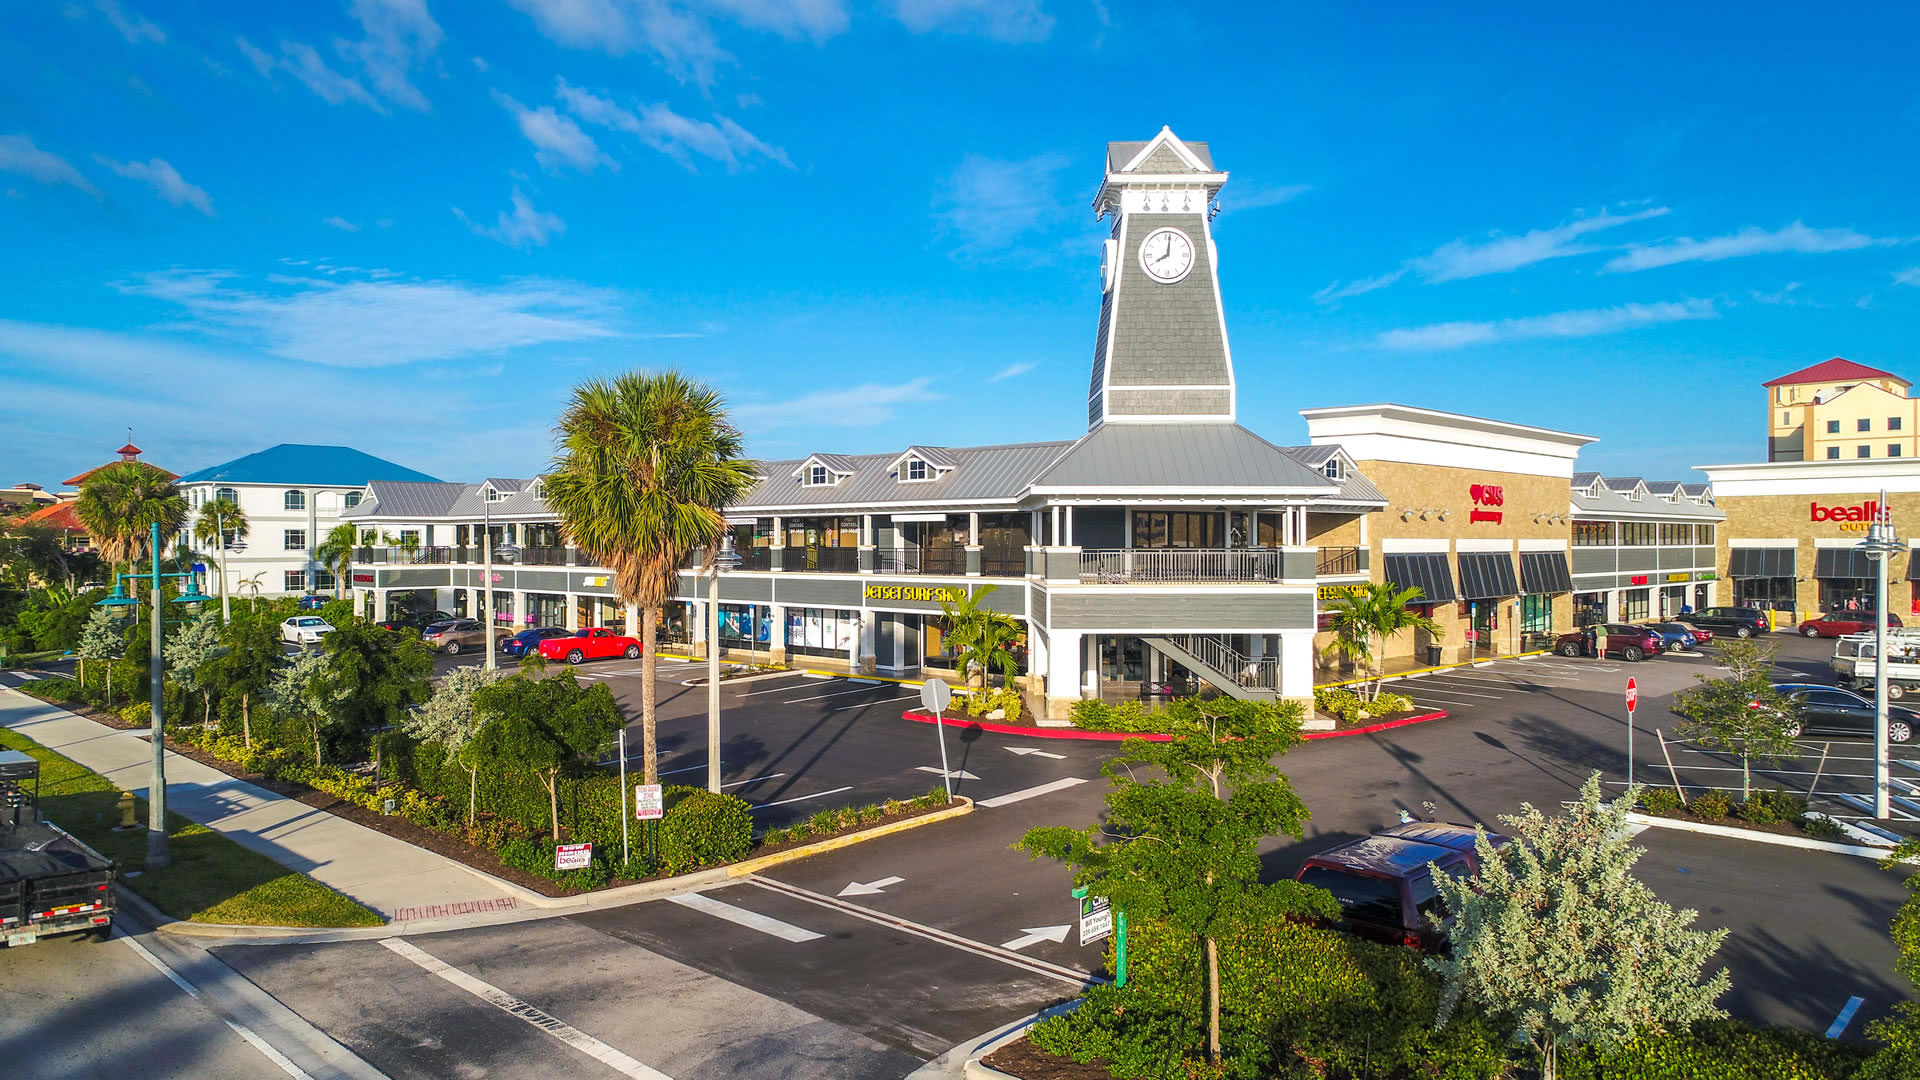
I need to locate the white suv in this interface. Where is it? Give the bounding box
[280,616,334,646]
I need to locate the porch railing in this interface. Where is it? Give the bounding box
[874,548,921,575]
[1316,546,1361,575]
[1079,548,1283,584]
[919,548,968,576]
[1168,634,1281,691]
[781,546,859,573]
[736,546,773,572]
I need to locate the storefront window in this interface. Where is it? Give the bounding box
[1621,588,1651,622]
[1519,594,1553,633]
[718,603,770,644]
[452,589,469,618]
[1819,578,1876,613]
[1619,522,1655,546]
[1572,521,1614,547]
[1131,511,1223,549]
[1573,592,1606,626]
[786,607,858,658]
[1659,585,1688,618]
[1697,525,1715,545]
[1734,577,1796,610]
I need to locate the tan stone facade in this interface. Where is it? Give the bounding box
[1715,489,1920,619]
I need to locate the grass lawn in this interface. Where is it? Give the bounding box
[0,727,384,928]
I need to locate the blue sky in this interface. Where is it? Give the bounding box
[4,1,1918,488]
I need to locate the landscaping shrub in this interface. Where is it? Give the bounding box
[1372,690,1414,714]
[1556,1018,1868,1079]
[1740,789,1807,826]
[658,786,753,874]
[1640,788,1684,815]
[1688,789,1732,821]
[962,686,1023,721]
[1801,815,1846,840]
[1068,699,1162,733]
[1313,687,1415,723]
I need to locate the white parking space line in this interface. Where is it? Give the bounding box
[662,893,823,943]
[720,772,786,789]
[978,778,1087,808]
[1826,995,1866,1038]
[382,938,676,1077]
[834,693,918,711]
[1400,683,1507,700]
[1402,692,1487,706]
[780,685,897,703]
[737,679,820,696]
[750,786,854,810]
[121,932,314,1079]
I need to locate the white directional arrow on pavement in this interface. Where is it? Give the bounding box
[1001,925,1071,951]
[915,766,980,781]
[1004,746,1066,760]
[837,876,904,897]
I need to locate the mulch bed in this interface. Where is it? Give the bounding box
[981,1037,1113,1080]
[1640,805,1830,840]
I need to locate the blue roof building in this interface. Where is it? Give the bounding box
[176,444,440,486]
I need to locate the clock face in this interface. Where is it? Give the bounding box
[1139,227,1195,284]
[1101,238,1118,293]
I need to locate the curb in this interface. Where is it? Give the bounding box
[1301,709,1451,740]
[904,709,1172,742]
[1315,649,1549,690]
[726,797,973,877]
[905,998,1084,1080]
[1624,811,1916,861]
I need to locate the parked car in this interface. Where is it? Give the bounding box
[537,627,643,665]
[1798,611,1904,638]
[1761,683,1917,743]
[420,619,507,655]
[501,626,572,658]
[1293,825,1511,952]
[1373,821,1511,872]
[374,609,453,634]
[1551,623,1664,662]
[1643,622,1701,653]
[279,616,334,646]
[294,594,327,611]
[1679,606,1771,639]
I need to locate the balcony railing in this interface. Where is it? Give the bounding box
[1316,546,1361,575]
[736,546,773,572]
[1079,548,1283,584]
[874,548,921,575]
[353,546,457,565]
[1168,634,1281,691]
[919,548,968,576]
[981,554,1025,578]
[518,546,572,566]
[781,546,859,573]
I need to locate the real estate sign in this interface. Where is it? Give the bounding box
[555,842,592,871]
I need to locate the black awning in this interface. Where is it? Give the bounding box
[1457,551,1520,601]
[1908,551,1919,582]
[1728,547,1795,578]
[1520,551,1574,595]
[1815,546,1875,580]
[1381,552,1456,605]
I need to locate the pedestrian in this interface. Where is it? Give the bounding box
[1593,622,1609,659]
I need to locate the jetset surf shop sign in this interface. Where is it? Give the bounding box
[863,584,966,603]
[1811,500,1881,533]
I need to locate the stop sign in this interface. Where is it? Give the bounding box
[1625,677,1638,715]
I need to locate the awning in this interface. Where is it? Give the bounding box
[1908,551,1919,582]
[1457,551,1520,601]
[1728,547,1795,578]
[1519,551,1573,595]
[1814,547,1875,580]
[1381,552,1456,605]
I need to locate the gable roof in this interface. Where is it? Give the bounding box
[1031,423,1337,494]
[1572,471,1603,491]
[1275,445,1388,507]
[176,444,440,487]
[1763,357,1907,388]
[64,459,176,488]
[745,441,1072,511]
[890,446,958,471]
[1571,476,1722,521]
[1106,130,1216,173]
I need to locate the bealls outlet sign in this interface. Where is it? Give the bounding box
[1811,501,1881,532]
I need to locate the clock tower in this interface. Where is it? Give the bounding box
[1087,127,1234,429]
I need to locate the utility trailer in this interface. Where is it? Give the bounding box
[0,749,115,947]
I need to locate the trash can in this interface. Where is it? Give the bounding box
[1425,644,1443,667]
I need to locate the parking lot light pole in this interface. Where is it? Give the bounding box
[707,535,741,794]
[1859,492,1899,819]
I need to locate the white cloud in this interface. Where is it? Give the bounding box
[116,269,622,367]
[234,0,441,112]
[1377,299,1717,351]
[1312,269,1405,306]
[893,0,1053,42]
[732,378,939,429]
[556,80,791,171]
[1895,267,1920,288]
[1603,222,1893,272]
[455,190,566,249]
[96,0,163,44]
[496,91,615,174]
[472,55,489,71]
[322,215,362,231]
[509,0,848,86]
[1413,206,1670,282]
[93,155,214,216]
[989,360,1035,382]
[1221,182,1309,213]
[934,151,1073,260]
[736,91,763,108]
[1750,282,1813,306]
[0,134,100,196]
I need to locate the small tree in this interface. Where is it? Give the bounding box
[313,523,358,599]
[322,621,433,763]
[77,606,124,706]
[1019,697,1331,1064]
[215,616,283,748]
[1321,582,1443,699]
[472,672,623,842]
[163,613,223,727]
[404,666,509,826]
[1429,773,1731,1080]
[939,584,1023,688]
[1672,639,1801,799]
[267,649,349,765]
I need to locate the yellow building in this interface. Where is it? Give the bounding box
[1766,357,1918,462]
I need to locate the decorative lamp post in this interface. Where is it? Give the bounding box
[707,533,741,794]
[221,532,247,623]
[1857,491,1901,819]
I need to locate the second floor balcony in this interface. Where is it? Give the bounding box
[1080,547,1299,585]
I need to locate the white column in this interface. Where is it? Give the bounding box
[856,612,874,669]
[1249,510,1260,547]
[1278,628,1315,700]
[1050,505,1060,546]
[1049,630,1085,701]
[769,604,786,657]
[1064,506,1076,546]
[624,604,638,636]
[513,590,528,630]
[968,512,980,545]
[564,595,579,631]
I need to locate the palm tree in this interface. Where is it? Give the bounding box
[74,461,187,582]
[939,584,1023,689]
[192,496,248,620]
[237,572,266,610]
[543,371,757,786]
[313,523,359,601]
[1321,581,1445,699]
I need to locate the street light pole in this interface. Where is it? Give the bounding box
[216,508,230,624]
[146,521,167,869]
[1859,490,1900,820]
[483,499,496,672]
[707,534,741,795]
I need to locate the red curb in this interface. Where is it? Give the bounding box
[1301,709,1450,739]
[902,710,1173,742]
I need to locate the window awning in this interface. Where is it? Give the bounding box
[1381,552,1456,605]
[1457,551,1520,601]
[1519,551,1573,595]
[1908,551,1920,582]
[1728,547,1795,578]
[1814,547,1875,580]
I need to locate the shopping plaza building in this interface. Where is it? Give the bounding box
[335,128,1759,714]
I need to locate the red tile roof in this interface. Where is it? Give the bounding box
[12,501,85,534]
[1763,357,1907,388]
[62,459,176,488]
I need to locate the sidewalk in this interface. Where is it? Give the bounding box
[0,686,514,922]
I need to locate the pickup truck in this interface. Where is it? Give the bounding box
[1830,630,1920,701]
[0,750,115,947]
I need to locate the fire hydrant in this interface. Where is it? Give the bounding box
[114,790,138,830]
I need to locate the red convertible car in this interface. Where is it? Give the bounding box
[537,627,643,665]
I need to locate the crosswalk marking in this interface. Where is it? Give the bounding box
[663,892,823,942]
[381,938,675,1078]
[978,778,1087,808]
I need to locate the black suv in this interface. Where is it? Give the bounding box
[1679,606,1770,639]
[374,609,453,634]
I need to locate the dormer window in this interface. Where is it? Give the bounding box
[1321,457,1344,481]
[343,491,362,508]
[809,465,830,486]
[905,459,930,482]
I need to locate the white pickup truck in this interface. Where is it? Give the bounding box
[1830,630,1920,700]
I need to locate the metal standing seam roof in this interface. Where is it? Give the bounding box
[1571,480,1724,521]
[346,479,554,521]
[1030,423,1340,493]
[745,441,1074,511]
[175,444,440,487]
[1276,445,1389,506]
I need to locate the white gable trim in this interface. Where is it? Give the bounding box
[1118,126,1211,174]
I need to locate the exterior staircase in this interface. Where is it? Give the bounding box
[1142,635,1281,701]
